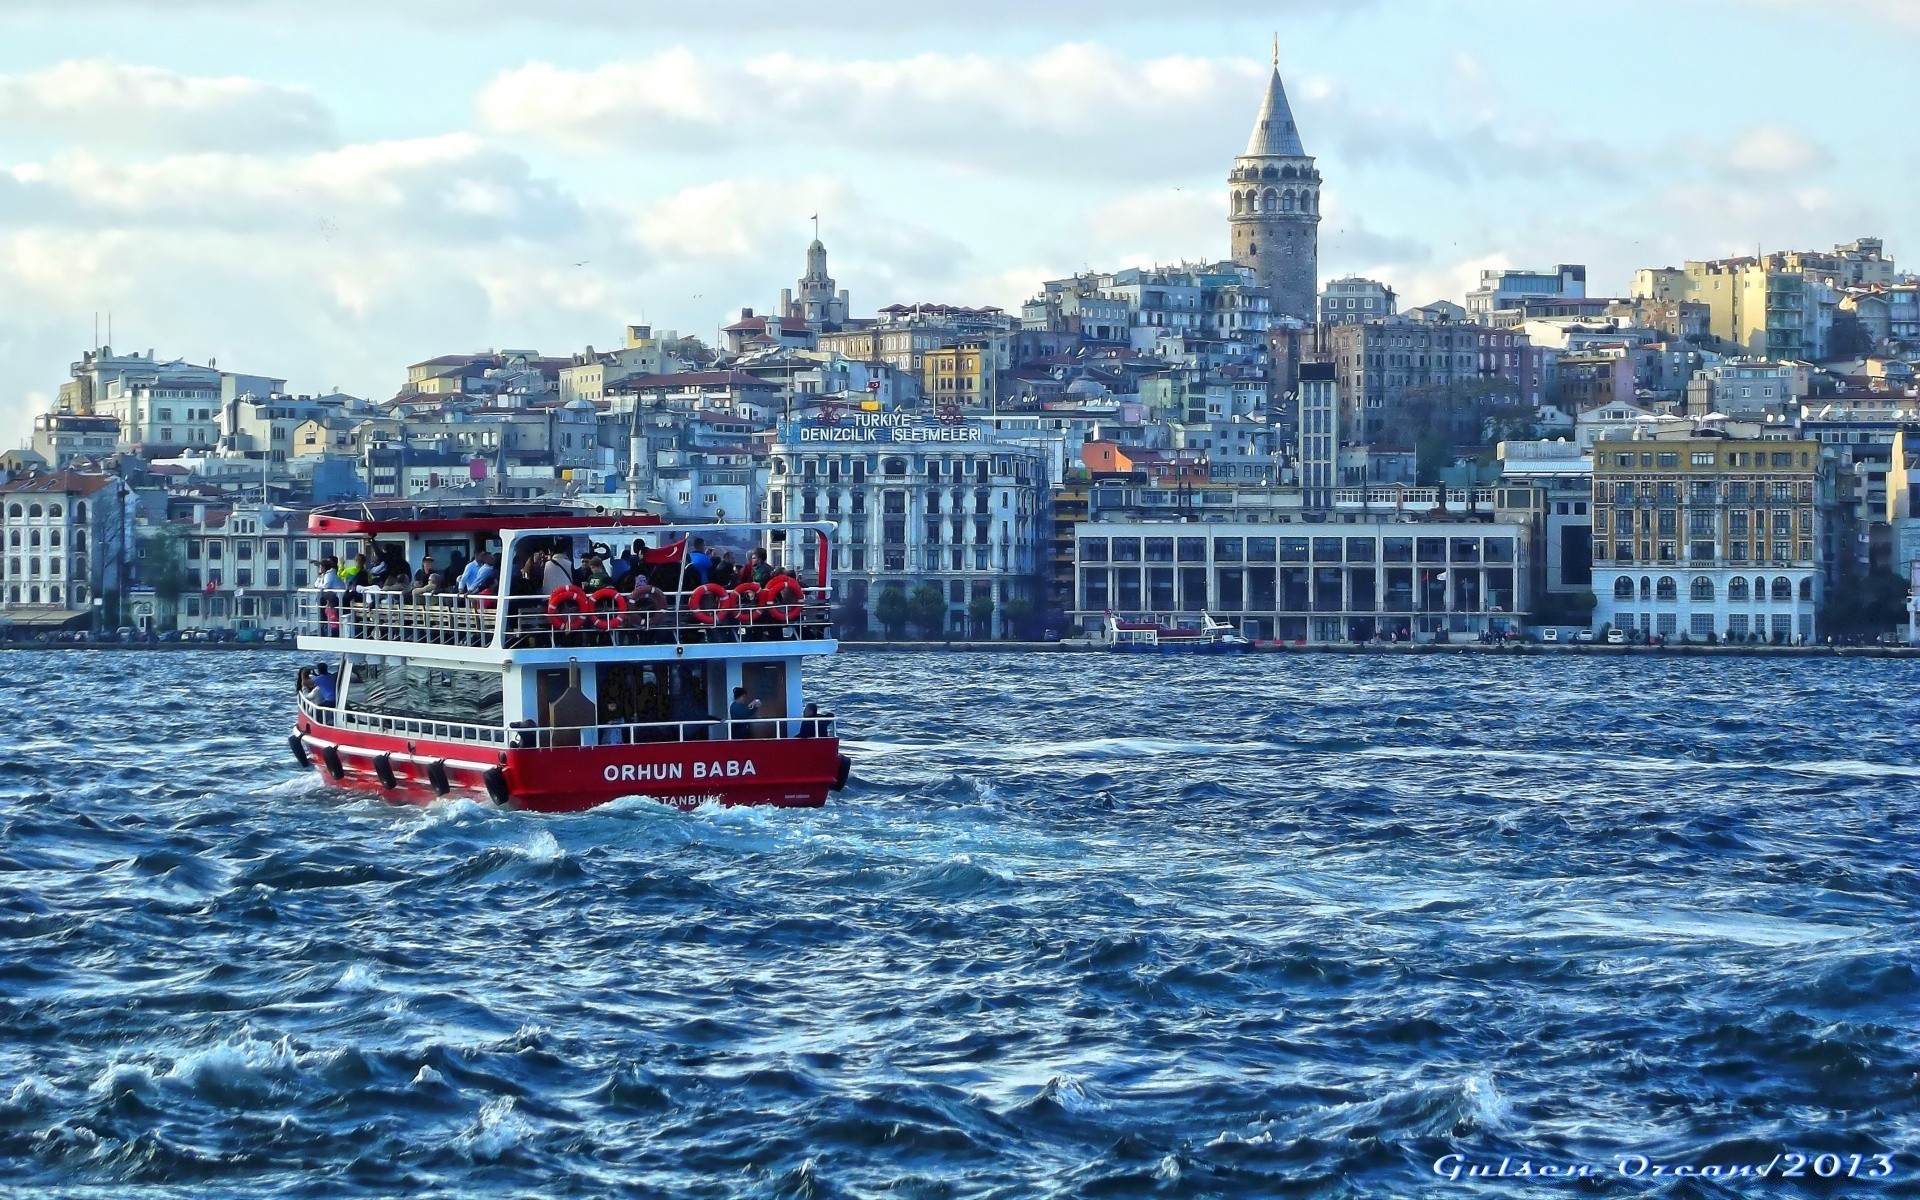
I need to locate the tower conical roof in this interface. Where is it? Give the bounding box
[1242,67,1305,158]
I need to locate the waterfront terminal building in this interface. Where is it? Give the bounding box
[764,412,1049,638]
[1072,516,1527,644]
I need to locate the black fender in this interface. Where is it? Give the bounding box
[373,753,398,790]
[483,766,511,806]
[320,745,345,781]
[288,734,310,769]
[832,754,852,792]
[426,759,451,797]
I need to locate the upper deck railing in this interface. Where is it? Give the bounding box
[295,520,837,654]
[295,586,835,651]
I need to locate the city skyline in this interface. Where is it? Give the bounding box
[2,0,1915,443]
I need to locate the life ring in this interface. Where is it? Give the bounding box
[688,582,736,625]
[547,585,591,631]
[590,587,629,631]
[731,582,765,623]
[763,576,806,622]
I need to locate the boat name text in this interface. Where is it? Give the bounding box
[603,760,758,783]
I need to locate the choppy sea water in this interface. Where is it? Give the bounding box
[2,649,1918,1198]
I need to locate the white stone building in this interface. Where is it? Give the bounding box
[764,413,1047,637]
[0,471,134,634]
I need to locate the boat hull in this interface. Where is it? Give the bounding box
[293,719,844,811]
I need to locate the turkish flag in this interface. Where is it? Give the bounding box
[642,540,685,566]
[204,578,217,595]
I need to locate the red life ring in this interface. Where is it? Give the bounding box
[763,576,805,622]
[589,587,629,631]
[688,582,736,625]
[547,585,591,631]
[731,582,765,623]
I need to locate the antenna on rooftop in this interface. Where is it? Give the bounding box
[1273,32,1280,67]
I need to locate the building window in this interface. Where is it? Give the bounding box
[1690,577,1714,601]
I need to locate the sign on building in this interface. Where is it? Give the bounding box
[781,412,983,444]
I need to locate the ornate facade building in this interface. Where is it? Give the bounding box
[1228,52,1320,323]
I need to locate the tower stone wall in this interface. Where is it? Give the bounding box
[1228,63,1320,323]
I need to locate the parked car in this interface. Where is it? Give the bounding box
[1572,630,1595,644]
[1606,629,1626,645]
[158,630,181,643]
[114,626,136,641]
[1540,628,1560,643]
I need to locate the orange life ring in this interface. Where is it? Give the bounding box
[763,576,805,622]
[547,585,591,631]
[589,587,629,631]
[688,582,736,625]
[731,582,765,623]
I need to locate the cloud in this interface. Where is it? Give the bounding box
[0,133,990,444]
[0,136,584,241]
[0,0,1372,30]
[1299,77,1631,183]
[1718,125,1834,180]
[479,45,1270,180]
[0,60,335,152]
[480,45,1643,188]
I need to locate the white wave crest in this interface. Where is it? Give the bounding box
[460,1096,533,1162]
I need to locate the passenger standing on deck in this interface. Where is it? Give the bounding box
[316,556,345,634]
[743,548,773,586]
[541,545,575,595]
[728,686,760,738]
[688,538,713,584]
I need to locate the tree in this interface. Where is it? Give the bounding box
[967,594,995,637]
[142,524,192,631]
[833,596,868,641]
[1820,569,1908,639]
[907,582,947,639]
[1005,594,1037,640]
[874,585,910,640]
[1828,314,1873,361]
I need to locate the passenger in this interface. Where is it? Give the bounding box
[541,546,575,595]
[309,662,338,705]
[579,553,613,593]
[296,665,313,695]
[798,701,823,738]
[711,552,738,588]
[461,551,498,596]
[417,571,446,597]
[339,552,365,587]
[728,686,760,738]
[458,554,482,592]
[316,556,345,633]
[743,548,773,586]
[688,538,713,585]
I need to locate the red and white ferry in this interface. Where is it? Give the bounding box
[288,502,849,811]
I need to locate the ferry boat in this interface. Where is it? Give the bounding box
[287,502,850,811]
[1065,612,1253,654]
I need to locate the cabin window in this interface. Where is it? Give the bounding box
[345,662,502,727]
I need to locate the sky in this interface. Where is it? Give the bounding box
[1,0,1915,446]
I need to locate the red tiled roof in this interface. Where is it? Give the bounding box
[0,470,118,497]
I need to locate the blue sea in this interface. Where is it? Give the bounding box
[2,650,1917,1198]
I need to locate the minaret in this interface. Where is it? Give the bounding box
[1229,40,1320,322]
